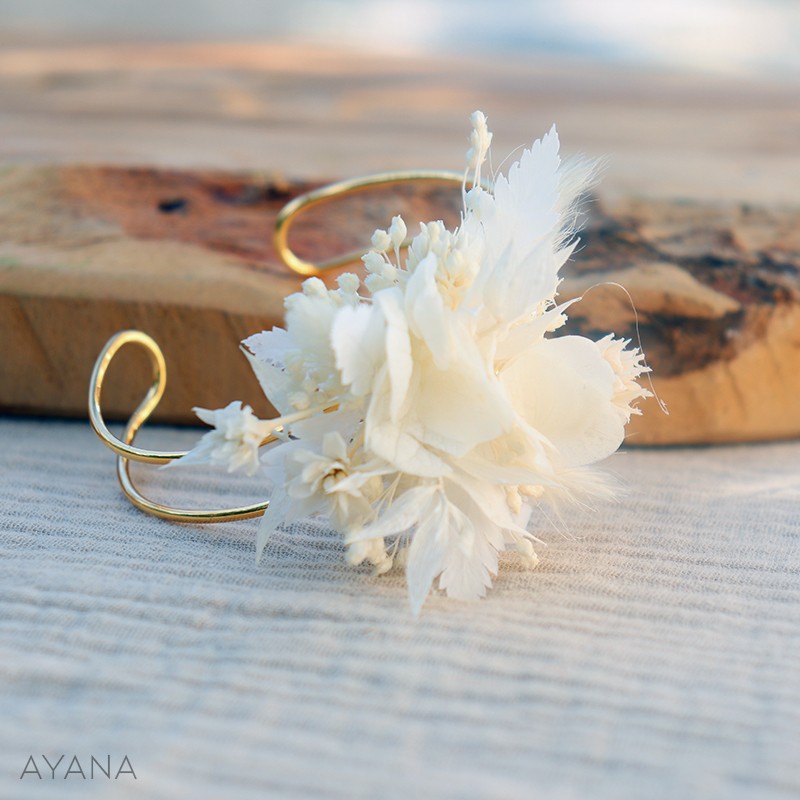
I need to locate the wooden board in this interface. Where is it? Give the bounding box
[0,165,468,423]
[563,198,800,444]
[1,164,799,445]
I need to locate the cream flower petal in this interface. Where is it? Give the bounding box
[404,251,450,369]
[436,504,497,603]
[345,483,439,544]
[365,365,452,478]
[405,496,449,616]
[331,303,385,398]
[412,342,513,457]
[242,327,292,365]
[241,348,293,416]
[502,335,625,467]
[374,288,413,423]
[175,401,274,477]
[176,112,652,613]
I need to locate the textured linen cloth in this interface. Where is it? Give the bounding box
[1,416,799,799]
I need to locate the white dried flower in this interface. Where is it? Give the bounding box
[179,112,652,615]
[335,272,361,299]
[466,109,492,177]
[388,215,407,249]
[255,428,390,563]
[371,228,392,252]
[175,401,274,476]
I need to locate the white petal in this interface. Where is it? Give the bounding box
[290,408,361,444]
[192,405,218,427]
[413,341,513,456]
[331,303,385,397]
[466,125,597,324]
[437,501,498,602]
[242,328,292,365]
[374,289,413,422]
[242,349,293,415]
[322,431,348,462]
[445,474,529,542]
[283,289,339,383]
[166,436,214,469]
[365,366,451,477]
[494,297,580,365]
[406,495,448,616]
[404,251,450,369]
[502,335,624,466]
[345,484,438,544]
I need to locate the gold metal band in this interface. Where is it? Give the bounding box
[88,330,270,523]
[274,169,467,277]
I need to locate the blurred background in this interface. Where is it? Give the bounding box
[0,0,798,203]
[2,0,800,78]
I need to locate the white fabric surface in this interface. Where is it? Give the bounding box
[1,416,799,799]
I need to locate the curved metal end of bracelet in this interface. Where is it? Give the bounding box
[88,330,270,523]
[274,169,474,277]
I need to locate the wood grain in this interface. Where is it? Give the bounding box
[0,165,465,423]
[2,164,799,444]
[2,42,800,444]
[562,198,800,444]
